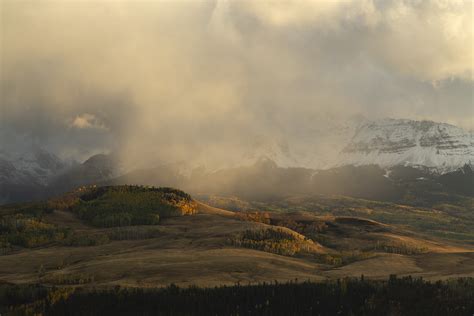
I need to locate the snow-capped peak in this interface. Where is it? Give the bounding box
[335,118,474,173]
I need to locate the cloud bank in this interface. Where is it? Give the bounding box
[1,0,472,166]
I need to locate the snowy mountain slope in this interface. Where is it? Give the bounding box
[199,118,473,174]
[0,146,71,204]
[0,147,68,186]
[335,119,473,173]
[178,118,472,175]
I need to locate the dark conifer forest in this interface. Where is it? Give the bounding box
[2,276,474,316]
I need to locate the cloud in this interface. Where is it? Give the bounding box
[70,114,108,130]
[233,0,472,82]
[1,0,472,165]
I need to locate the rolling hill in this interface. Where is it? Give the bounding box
[0,185,473,290]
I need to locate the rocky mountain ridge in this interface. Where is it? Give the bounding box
[336,119,473,173]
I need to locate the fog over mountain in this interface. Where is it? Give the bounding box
[1,0,473,171]
[1,116,473,205]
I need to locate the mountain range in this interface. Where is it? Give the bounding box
[1,118,472,204]
[337,119,473,173]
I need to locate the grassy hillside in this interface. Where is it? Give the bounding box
[0,186,473,290]
[200,194,474,244]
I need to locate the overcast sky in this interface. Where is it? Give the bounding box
[1,0,472,164]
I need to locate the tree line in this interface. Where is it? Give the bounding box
[1,276,473,315]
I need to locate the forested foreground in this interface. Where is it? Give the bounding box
[2,276,474,316]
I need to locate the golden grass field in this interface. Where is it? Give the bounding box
[1,199,473,288]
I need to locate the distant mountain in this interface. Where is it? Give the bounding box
[48,153,124,195]
[0,147,69,203]
[0,150,125,204]
[336,119,473,173]
[187,118,473,174]
[0,147,67,185]
[1,118,473,205]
